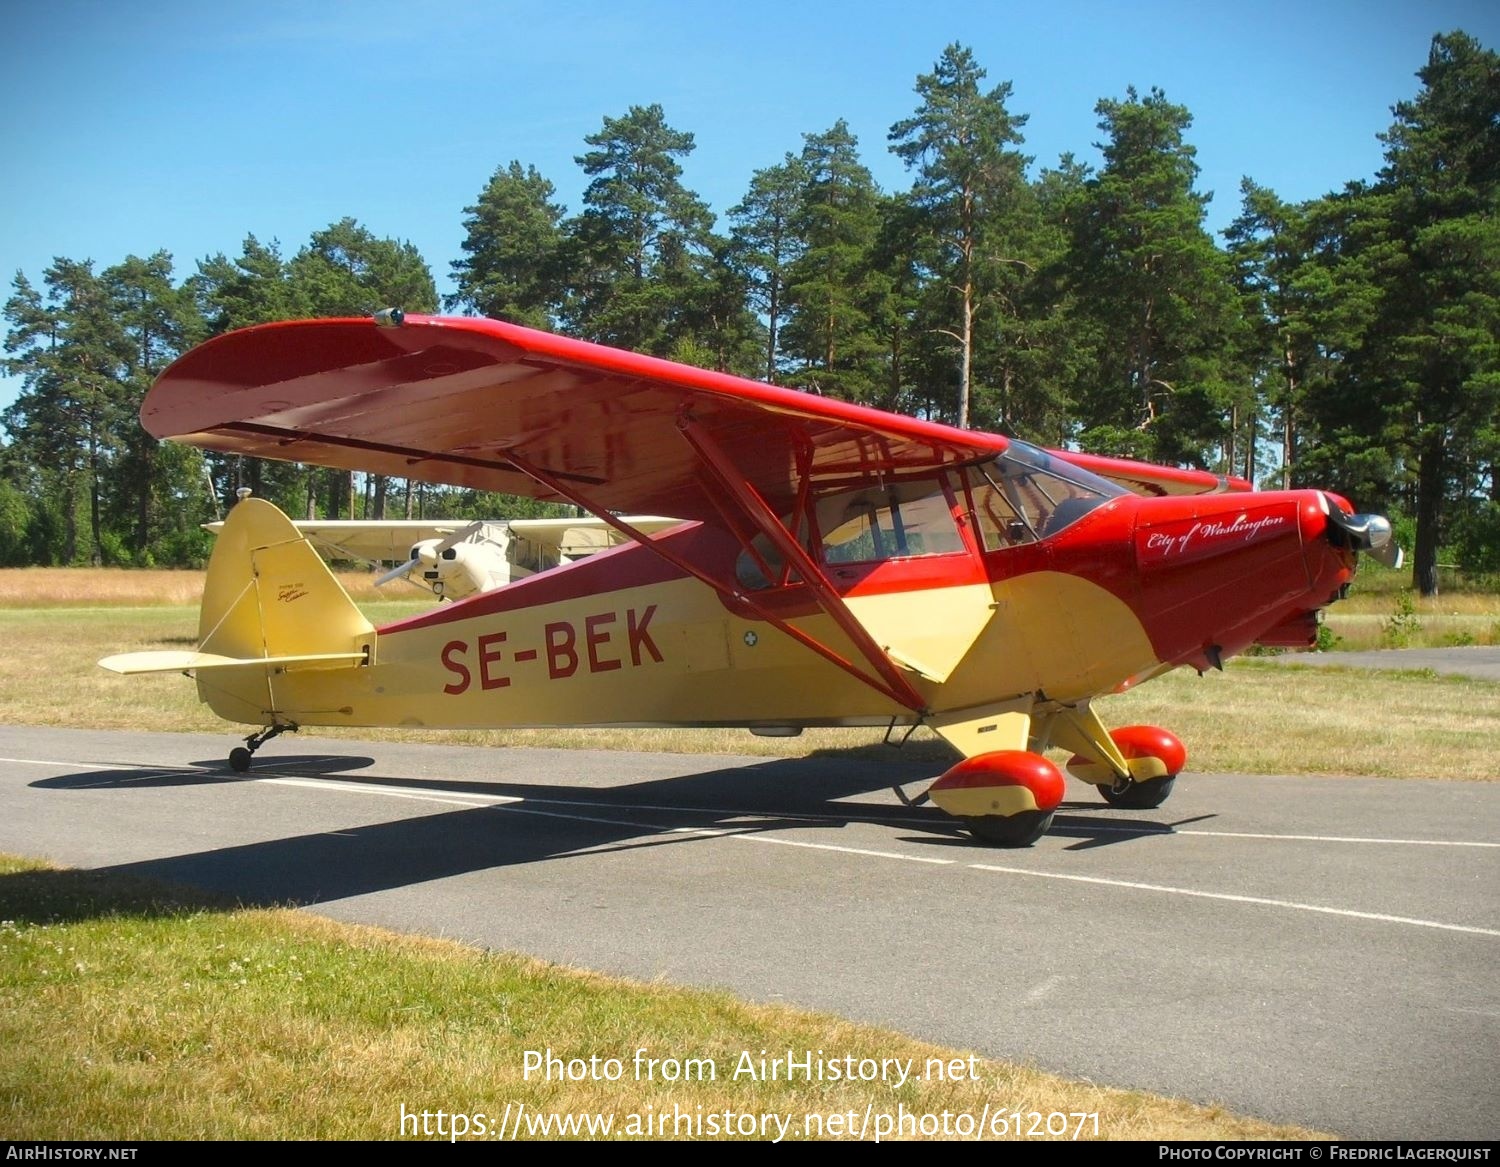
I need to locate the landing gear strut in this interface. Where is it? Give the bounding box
[228,722,297,772]
[1099,774,1176,809]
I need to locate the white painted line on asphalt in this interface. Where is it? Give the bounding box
[484,799,1496,934]
[255,775,511,808]
[967,863,1500,938]
[1169,828,1500,848]
[726,832,957,865]
[0,756,516,809]
[2,757,187,772]
[480,803,958,866]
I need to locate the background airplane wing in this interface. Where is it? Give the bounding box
[142,315,1007,522]
[203,519,461,562]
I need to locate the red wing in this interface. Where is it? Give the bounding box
[143,315,1007,522]
[1053,449,1253,496]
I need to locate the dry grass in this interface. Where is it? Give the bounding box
[0,568,209,609]
[0,567,391,609]
[1109,662,1500,780]
[1320,613,1500,651]
[0,855,1323,1141]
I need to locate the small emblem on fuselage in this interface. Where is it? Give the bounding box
[743,631,758,647]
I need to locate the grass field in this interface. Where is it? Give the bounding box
[0,855,1323,1141]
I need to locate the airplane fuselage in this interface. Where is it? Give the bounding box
[197,486,1355,738]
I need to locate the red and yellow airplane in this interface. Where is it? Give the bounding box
[101,312,1399,847]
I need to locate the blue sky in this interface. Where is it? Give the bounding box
[3,0,1497,414]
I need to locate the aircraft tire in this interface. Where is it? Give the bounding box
[1098,775,1175,809]
[228,747,253,773]
[964,809,1054,847]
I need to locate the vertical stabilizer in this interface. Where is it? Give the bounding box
[195,497,375,722]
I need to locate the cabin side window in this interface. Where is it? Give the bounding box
[816,480,965,564]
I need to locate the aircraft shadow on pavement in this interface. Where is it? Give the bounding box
[25,753,930,907]
[30,755,379,790]
[28,753,1191,912]
[895,803,1219,853]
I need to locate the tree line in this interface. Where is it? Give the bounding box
[3,33,1496,594]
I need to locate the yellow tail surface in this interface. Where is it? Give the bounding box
[192,497,376,725]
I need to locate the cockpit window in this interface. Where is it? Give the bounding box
[733,478,964,588]
[733,445,1119,588]
[967,442,1126,551]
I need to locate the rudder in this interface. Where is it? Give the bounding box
[194,497,375,722]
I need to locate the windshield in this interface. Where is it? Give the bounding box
[966,442,1127,550]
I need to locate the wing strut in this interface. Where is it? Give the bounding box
[676,414,929,713]
[499,446,928,714]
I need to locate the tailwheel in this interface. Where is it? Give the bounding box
[226,721,296,773]
[1099,775,1175,809]
[925,750,1066,849]
[963,809,1055,848]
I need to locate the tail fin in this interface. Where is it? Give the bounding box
[100,497,376,726]
[198,497,374,661]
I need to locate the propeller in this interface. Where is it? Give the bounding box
[375,536,447,588]
[372,523,504,599]
[1326,503,1403,569]
[374,554,423,587]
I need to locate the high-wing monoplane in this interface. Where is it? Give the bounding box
[101,313,1399,846]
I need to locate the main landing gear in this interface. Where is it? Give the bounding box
[227,722,297,772]
[924,751,1068,849]
[923,723,1188,847]
[1066,725,1186,812]
[1098,774,1176,809]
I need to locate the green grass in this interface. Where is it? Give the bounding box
[0,855,1324,1141]
[1109,660,1500,780]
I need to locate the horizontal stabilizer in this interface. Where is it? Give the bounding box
[99,650,368,675]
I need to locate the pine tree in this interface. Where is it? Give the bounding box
[1064,87,1242,466]
[889,43,1030,429]
[290,219,439,520]
[728,156,808,382]
[1298,32,1500,594]
[448,161,566,328]
[1225,181,1306,487]
[290,217,438,318]
[562,105,719,356]
[104,252,209,562]
[2,261,129,564]
[781,121,888,402]
[192,235,307,334]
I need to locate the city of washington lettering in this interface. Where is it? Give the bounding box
[439,604,663,694]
